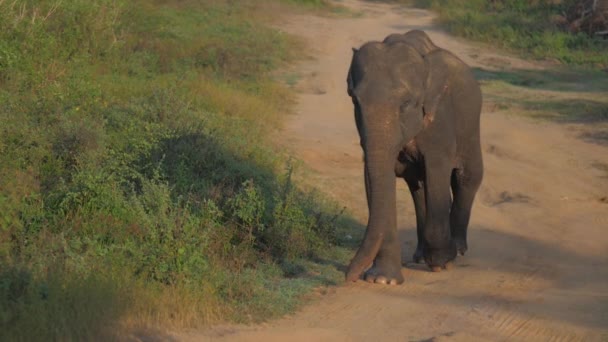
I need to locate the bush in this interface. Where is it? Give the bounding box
[0,0,347,339]
[410,0,608,68]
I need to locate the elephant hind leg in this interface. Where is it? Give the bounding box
[450,160,483,256]
[405,175,426,264]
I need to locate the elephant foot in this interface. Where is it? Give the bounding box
[424,244,457,270]
[412,244,425,263]
[364,258,404,285]
[454,238,468,256]
[430,261,454,272]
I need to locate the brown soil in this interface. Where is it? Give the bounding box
[182,1,608,341]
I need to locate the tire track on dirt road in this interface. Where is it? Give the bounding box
[189,1,608,341]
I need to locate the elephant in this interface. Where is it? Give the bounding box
[345,30,483,284]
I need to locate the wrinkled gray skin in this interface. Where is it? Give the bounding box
[345,30,483,284]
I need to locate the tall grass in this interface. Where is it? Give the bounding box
[0,0,347,339]
[409,0,608,68]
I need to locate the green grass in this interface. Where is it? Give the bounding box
[475,66,608,147]
[0,0,354,339]
[406,0,608,69]
[473,67,608,92]
[475,66,608,121]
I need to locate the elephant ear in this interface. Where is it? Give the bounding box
[347,47,358,97]
[421,51,451,127]
[347,67,355,97]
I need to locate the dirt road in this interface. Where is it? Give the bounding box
[195,1,608,341]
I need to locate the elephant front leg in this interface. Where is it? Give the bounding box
[423,156,457,270]
[364,229,403,284]
[363,167,404,284]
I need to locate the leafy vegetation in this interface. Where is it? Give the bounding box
[0,0,350,340]
[409,0,608,68]
[477,68,608,125]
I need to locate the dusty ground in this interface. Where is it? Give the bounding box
[186,1,608,341]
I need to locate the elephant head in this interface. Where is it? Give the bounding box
[345,39,449,281]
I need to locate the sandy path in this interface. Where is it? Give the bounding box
[194,1,608,341]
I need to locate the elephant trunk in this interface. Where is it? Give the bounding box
[346,131,397,281]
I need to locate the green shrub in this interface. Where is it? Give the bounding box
[0,0,348,339]
[409,0,608,68]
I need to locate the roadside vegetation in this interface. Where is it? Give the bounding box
[0,0,355,340]
[475,66,608,132]
[409,0,608,68]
